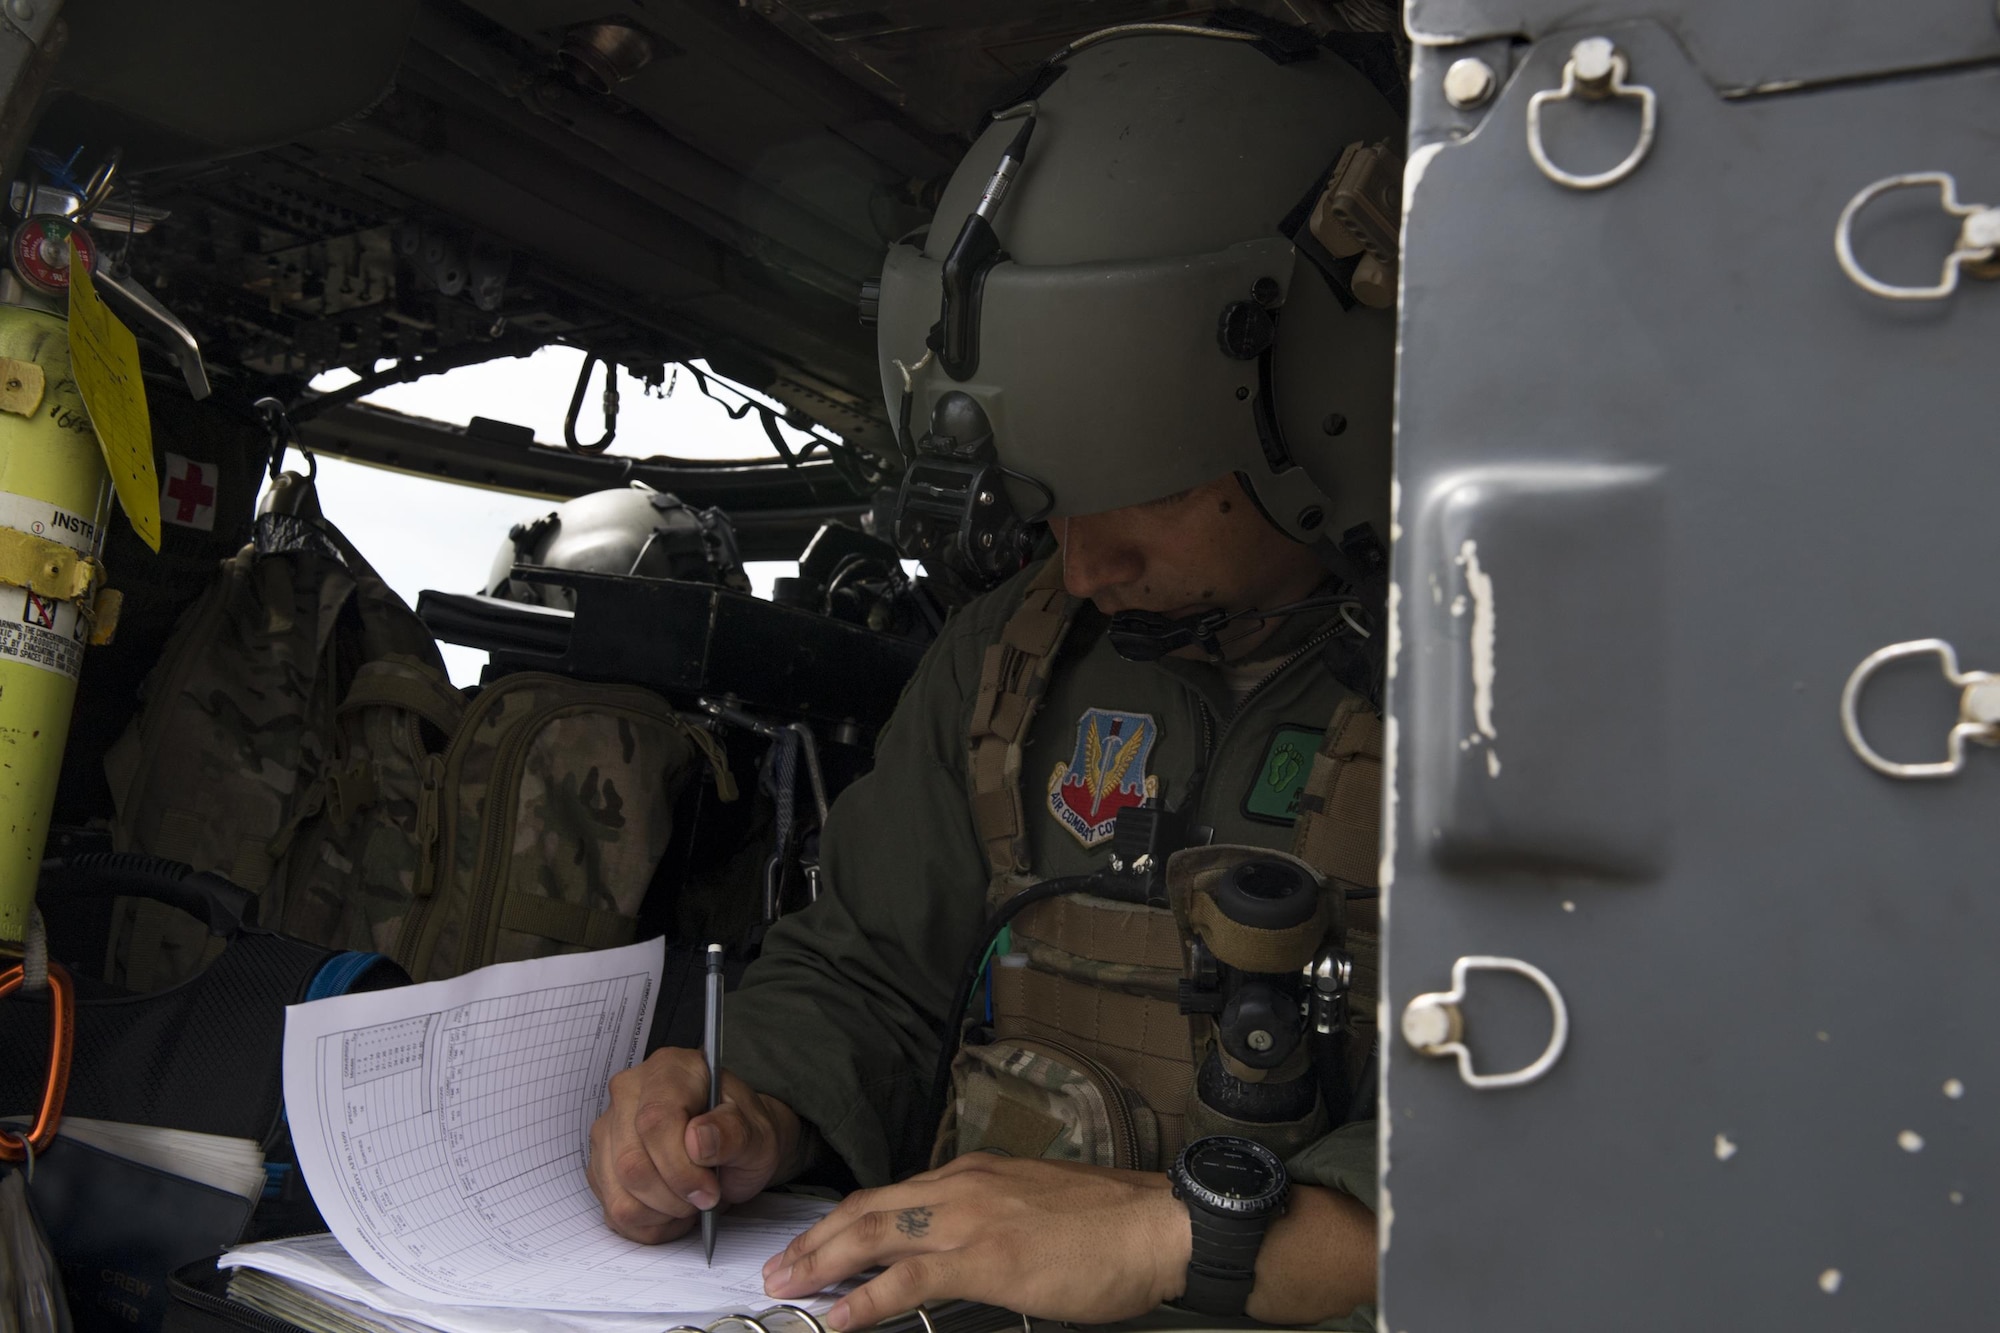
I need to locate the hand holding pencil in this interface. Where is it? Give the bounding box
[585,951,808,1251]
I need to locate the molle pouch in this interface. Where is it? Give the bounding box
[393,672,737,982]
[270,654,466,956]
[936,877,1189,1172]
[1167,845,1347,1156]
[932,1035,1161,1172]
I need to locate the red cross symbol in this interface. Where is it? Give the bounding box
[167,462,212,521]
[160,453,218,531]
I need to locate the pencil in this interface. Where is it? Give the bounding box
[702,943,724,1266]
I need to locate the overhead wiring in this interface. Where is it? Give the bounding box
[677,360,888,497]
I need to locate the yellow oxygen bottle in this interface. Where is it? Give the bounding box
[0,215,116,953]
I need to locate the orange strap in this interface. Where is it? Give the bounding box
[0,960,74,1161]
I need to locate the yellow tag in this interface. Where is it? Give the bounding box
[66,237,160,552]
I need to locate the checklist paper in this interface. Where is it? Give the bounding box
[278,939,836,1313]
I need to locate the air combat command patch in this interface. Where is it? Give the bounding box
[1243,723,1325,825]
[1047,708,1159,848]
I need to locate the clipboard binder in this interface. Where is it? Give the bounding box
[680,1300,1025,1333]
[164,1253,1033,1333]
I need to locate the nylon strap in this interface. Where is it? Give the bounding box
[1290,696,1383,893]
[968,561,1082,874]
[1013,895,1183,975]
[85,588,121,645]
[1186,892,1334,975]
[499,894,640,951]
[338,655,469,737]
[682,719,739,804]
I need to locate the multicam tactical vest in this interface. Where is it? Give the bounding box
[935,562,1383,1171]
[105,473,733,989]
[103,476,452,989]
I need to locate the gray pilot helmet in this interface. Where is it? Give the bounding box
[486,482,749,610]
[876,24,1402,556]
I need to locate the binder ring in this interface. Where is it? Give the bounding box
[708,1317,772,1333]
[759,1308,828,1333]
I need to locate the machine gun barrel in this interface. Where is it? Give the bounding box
[417,571,925,737]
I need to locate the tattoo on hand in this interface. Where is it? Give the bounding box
[895,1206,933,1239]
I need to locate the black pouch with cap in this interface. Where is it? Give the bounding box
[0,859,407,1331]
[163,1256,310,1333]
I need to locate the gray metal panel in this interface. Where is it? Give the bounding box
[1386,19,1998,1329]
[1407,0,2000,92]
[1409,464,1669,880]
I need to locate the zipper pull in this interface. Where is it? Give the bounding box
[413,753,446,898]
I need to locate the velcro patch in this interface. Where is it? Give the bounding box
[1046,708,1158,849]
[1242,723,1324,825]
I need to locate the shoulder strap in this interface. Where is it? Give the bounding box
[967,561,1083,875]
[1290,695,1382,895]
[338,654,469,737]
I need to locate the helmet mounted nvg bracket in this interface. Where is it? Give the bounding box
[893,390,1049,588]
[893,105,1044,589]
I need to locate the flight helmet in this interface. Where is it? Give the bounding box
[486,483,748,610]
[878,23,1403,589]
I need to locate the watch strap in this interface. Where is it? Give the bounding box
[1179,1204,1271,1316]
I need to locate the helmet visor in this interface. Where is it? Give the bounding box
[880,235,1299,519]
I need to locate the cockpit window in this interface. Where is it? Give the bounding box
[277,347,818,686]
[308,347,829,463]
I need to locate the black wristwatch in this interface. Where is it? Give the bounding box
[1168,1135,1290,1316]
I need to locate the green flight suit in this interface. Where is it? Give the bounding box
[724,559,1378,1318]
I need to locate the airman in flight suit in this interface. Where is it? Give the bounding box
[590,22,1401,1329]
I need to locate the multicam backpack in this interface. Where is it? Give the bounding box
[391,670,735,982]
[105,472,734,989]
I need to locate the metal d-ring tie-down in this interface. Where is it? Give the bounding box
[1840,639,2000,779]
[1401,956,1570,1090]
[1834,172,2000,301]
[1526,37,1658,191]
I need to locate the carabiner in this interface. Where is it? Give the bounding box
[0,960,74,1161]
[564,352,620,455]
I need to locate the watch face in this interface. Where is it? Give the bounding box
[1184,1137,1284,1205]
